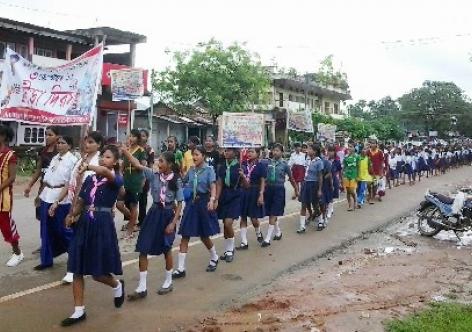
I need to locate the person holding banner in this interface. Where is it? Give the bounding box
[297,144,324,233]
[261,144,298,247]
[36,136,78,271]
[237,148,266,250]
[122,149,183,297]
[62,131,103,283]
[172,145,220,279]
[0,125,24,267]
[216,148,245,263]
[288,143,306,200]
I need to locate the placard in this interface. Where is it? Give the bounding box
[218,112,264,148]
[287,108,313,132]
[110,69,144,101]
[317,123,336,142]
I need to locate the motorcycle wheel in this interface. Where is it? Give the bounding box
[418,205,442,237]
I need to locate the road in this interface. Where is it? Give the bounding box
[1,167,470,331]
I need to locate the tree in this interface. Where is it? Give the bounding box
[369,96,400,119]
[153,39,271,123]
[347,100,369,119]
[311,55,349,91]
[398,81,470,136]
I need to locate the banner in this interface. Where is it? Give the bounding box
[317,123,336,142]
[110,69,144,101]
[287,109,313,132]
[218,112,264,148]
[0,45,103,125]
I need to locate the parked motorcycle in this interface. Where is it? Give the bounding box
[417,188,472,237]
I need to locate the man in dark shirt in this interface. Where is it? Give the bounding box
[204,136,221,173]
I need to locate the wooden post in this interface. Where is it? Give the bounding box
[28,37,34,62]
[66,44,72,61]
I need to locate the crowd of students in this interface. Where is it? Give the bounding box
[0,124,470,327]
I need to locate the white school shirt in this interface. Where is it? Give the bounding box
[68,152,100,202]
[40,151,78,204]
[389,155,398,169]
[288,152,306,167]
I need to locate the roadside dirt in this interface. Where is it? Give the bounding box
[185,216,472,332]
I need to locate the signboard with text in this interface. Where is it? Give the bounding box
[218,112,264,148]
[0,45,103,125]
[287,108,314,133]
[110,68,144,101]
[317,123,337,142]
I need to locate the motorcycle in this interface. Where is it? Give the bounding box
[417,188,472,238]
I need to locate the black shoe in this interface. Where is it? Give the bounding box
[296,228,306,234]
[127,290,147,301]
[34,264,52,271]
[261,241,271,248]
[157,284,173,295]
[206,259,218,272]
[61,313,86,327]
[114,279,125,308]
[172,270,186,279]
[220,251,234,263]
[257,234,264,243]
[235,243,249,251]
[273,233,283,241]
[317,223,325,231]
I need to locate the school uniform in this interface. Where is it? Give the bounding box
[179,165,219,238]
[240,161,266,219]
[265,158,291,217]
[288,152,306,183]
[320,158,333,206]
[217,160,242,220]
[299,157,324,205]
[330,159,342,200]
[136,169,184,256]
[39,151,77,268]
[404,155,413,176]
[388,155,399,179]
[67,174,124,276]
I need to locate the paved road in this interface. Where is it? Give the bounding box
[1,167,470,331]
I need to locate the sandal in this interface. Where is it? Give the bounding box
[206,259,218,272]
[172,270,186,279]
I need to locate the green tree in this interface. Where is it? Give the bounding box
[398,81,470,136]
[347,100,369,118]
[311,55,349,91]
[153,39,271,123]
[369,96,400,119]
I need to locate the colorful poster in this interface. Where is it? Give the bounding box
[0,45,103,125]
[110,69,144,101]
[317,123,337,142]
[218,112,264,148]
[287,109,313,132]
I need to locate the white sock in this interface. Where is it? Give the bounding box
[136,271,147,292]
[225,238,235,254]
[299,216,306,229]
[254,226,261,236]
[70,306,85,319]
[240,227,248,245]
[265,225,275,242]
[209,246,218,263]
[275,220,282,236]
[162,269,172,289]
[177,252,187,272]
[113,280,123,298]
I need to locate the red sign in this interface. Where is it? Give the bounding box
[118,113,128,127]
[102,63,148,91]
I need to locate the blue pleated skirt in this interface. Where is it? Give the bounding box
[217,188,241,220]
[136,204,175,256]
[68,211,122,276]
[321,180,334,205]
[179,195,220,238]
[264,185,285,217]
[298,181,320,205]
[240,186,264,219]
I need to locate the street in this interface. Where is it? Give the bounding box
[0,167,470,331]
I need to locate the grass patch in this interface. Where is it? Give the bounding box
[386,302,472,332]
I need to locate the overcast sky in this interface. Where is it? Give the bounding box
[2,0,472,101]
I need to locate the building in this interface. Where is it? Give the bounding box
[0,17,146,146]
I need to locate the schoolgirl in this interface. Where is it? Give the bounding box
[288,143,306,199]
[418,148,428,179]
[319,150,333,230]
[122,149,183,298]
[62,145,125,327]
[404,151,414,186]
[298,144,324,233]
[261,144,298,247]
[327,145,342,219]
[238,148,266,250]
[173,145,220,278]
[216,148,245,263]
[396,148,406,185]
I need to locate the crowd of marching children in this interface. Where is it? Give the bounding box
[0,123,471,327]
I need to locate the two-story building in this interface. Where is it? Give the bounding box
[0,17,146,146]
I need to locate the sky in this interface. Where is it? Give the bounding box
[2,0,472,102]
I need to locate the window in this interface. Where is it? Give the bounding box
[23,126,45,144]
[324,101,331,114]
[35,47,54,57]
[278,92,284,107]
[288,94,293,102]
[334,103,339,114]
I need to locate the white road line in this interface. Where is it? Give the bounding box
[0,199,346,304]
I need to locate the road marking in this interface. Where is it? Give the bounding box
[0,199,346,304]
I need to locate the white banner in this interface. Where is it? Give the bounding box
[218,112,265,148]
[287,109,313,133]
[111,69,144,101]
[317,123,336,142]
[0,45,103,125]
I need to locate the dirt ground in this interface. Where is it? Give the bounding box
[186,215,472,332]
